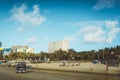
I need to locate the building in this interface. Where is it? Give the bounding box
[26,47,34,53]
[48,40,69,53]
[11,45,34,53]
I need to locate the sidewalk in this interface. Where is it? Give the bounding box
[29,62,120,76]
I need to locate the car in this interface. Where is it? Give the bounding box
[93,60,100,64]
[16,62,26,73]
[7,60,16,67]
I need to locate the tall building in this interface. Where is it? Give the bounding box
[11,45,34,53]
[26,47,34,53]
[48,40,69,53]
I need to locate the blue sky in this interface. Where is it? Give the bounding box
[0,0,120,53]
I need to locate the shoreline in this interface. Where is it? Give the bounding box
[1,62,120,76]
[30,62,120,76]
[32,67,120,76]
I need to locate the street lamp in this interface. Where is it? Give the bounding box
[72,56,74,66]
[70,55,74,66]
[111,51,114,55]
[111,51,114,59]
[103,50,104,60]
[95,50,99,60]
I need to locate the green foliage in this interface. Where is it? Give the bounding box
[3,45,120,61]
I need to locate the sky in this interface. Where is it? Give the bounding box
[0,0,120,53]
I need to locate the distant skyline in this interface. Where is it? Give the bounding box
[0,0,120,53]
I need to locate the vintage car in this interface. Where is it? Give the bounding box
[16,62,26,73]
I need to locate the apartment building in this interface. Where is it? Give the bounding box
[48,40,69,53]
[11,45,34,53]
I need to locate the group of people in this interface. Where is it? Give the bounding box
[60,61,80,66]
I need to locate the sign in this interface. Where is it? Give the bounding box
[3,48,11,52]
[0,48,3,50]
[0,42,2,47]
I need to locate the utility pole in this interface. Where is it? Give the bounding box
[103,50,104,60]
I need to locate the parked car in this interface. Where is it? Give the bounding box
[93,60,100,64]
[7,60,16,67]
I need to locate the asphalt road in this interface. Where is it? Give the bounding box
[0,67,120,80]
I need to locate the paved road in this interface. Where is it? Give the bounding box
[0,67,120,80]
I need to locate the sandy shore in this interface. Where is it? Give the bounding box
[29,62,120,75]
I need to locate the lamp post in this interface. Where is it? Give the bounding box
[95,50,99,60]
[72,56,74,66]
[111,51,114,59]
[70,55,74,66]
[103,50,104,60]
[111,51,114,55]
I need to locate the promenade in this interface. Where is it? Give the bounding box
[30,62,120,75]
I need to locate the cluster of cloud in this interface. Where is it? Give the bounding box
[63,0,120,44]
[92,0,116,11]
[80,25,105,43]
[77,20,120,43]
[10,3,45,32]
[64,20,120,44]
[9,4,46,44]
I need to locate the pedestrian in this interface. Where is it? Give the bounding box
[90,63,93,71]
[63,62,65,66]
[105,60,109,71]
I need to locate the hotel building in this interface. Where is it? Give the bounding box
[11,45,34,53]
[48,40,69,53]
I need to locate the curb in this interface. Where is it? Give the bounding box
[32,67,120,76]
[1,66,120,76]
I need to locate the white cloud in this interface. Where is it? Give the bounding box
[17,27,24,32]
[81,25,106,43]
[64,20,120,44]
[64,35,78,42]
[105,21,120,43]
[92,0,115,11]
[78,20,120,43]
[10,3,45,30]
[27,37,38,44]
[76,21,104,27]
[105,20,119,28]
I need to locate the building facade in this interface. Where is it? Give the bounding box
[26,47,34,53]
[48,40,69,53]
[11,45,34,53]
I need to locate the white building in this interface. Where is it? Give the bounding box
[11,45,34,53]
[26,47,34,53]
[48,40,69,53]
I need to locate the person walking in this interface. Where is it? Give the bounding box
[105,60,109,71]
[90,63,93,71]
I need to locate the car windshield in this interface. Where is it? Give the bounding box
[16,62,26,67]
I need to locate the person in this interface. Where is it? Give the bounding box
[90,63,93,71]
[105,60,109,71]
[63,62,65,66]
